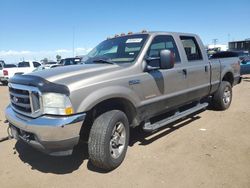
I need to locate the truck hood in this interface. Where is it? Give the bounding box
[28,64,123,85]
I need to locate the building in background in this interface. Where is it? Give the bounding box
[229,39,250,52]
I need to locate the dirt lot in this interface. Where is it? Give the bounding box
[0,78,250,188]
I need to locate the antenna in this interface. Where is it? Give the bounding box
[72,27,75,57]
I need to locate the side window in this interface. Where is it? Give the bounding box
[33,62,41,67]
[147,35,180,67]
[65,59,73,65]
[99,46,118,56]
[180,36,203,61]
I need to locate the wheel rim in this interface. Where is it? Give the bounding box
[223,86,231,105]
[110,122,126,159]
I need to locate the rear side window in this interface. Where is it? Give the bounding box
[33,62,41,67]
[18,62,30,67]
[148,35,181,63]
[180,36,203,61]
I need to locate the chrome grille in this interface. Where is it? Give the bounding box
[8,83,42,117]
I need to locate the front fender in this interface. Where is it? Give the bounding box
[77,86,141,112]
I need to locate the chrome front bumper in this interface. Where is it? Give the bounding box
[5,105,86,156]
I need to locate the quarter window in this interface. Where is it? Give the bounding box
[33,62,41,67]
[180,36,203,61]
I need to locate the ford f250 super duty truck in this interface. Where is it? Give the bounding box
[5,31,241,170]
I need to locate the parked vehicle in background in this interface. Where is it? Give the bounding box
[33,63,60,72]
[0,61,41,85]
[59,57,82,66]
[5,31,241,171]
[241,60,250,75]
[235,51,250,75]
[233,51,250,61]
[0,64,17,85]
[43,61,58,65]
[210,51,250,75]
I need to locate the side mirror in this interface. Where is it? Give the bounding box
[160,49,175,69]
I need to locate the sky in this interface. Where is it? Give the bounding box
[0,0,250,63]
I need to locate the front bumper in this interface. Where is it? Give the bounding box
[0,77,8,82]
[5,105,86,156]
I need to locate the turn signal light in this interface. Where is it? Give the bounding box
[65,107,74,115]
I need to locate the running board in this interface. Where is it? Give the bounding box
[143,103,208,132]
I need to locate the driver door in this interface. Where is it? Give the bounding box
[140,35,188,118]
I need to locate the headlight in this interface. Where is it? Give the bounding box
[42,93,74,115]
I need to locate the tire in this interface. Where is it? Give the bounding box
[1,81,8,86]
[88,110,129,170]
[212,81,232,110]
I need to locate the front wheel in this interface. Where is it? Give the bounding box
[88,110,129,171]
[212,81,232,110]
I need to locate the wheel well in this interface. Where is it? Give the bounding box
[222,72,234,86]
[79,98,138,141]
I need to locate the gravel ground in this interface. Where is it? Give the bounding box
[0,77,250,188]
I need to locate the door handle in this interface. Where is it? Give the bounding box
[205,65,208,72]
[182,69,187,75]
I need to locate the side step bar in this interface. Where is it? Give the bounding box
[143,103,208,132]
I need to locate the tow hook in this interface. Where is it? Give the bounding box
[0,120,13,143]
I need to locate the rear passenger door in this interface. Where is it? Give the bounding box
[179,36,210,102]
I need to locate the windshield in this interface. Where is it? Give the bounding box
[84,34,148,64]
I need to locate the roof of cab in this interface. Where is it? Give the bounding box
[107,31,199,40]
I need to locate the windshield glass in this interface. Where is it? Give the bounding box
[84,34,148,64]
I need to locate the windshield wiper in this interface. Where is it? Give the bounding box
[93,59,115,64]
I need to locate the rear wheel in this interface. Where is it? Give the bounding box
[212,81,232,110]
[88,110,129,170]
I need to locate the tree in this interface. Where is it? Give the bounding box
[41,58,48,64]
[56,55,62,63]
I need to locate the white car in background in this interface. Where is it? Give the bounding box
[0,61,41,85]
[33,63,60,72]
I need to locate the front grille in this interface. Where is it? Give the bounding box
[8,83,42,117]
